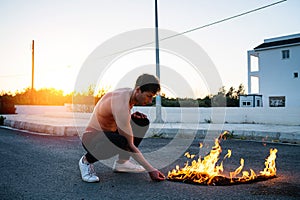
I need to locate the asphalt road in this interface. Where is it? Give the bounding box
[0,127,299,200]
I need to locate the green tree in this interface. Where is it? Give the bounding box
[237,84,245,96]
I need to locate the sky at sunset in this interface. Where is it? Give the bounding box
[1,0,299,97]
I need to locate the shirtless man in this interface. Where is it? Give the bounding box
[79,74,165,182]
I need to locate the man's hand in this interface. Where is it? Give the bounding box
[148,169,166,181]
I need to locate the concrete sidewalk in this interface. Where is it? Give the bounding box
[1,112,300,144]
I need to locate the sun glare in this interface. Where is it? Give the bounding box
[94,49,209,98]
[34,66,77,95]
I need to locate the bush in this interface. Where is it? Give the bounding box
[0,96,16,114]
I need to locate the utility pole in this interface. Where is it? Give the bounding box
[31,40,35,90]
[154,0,163,123]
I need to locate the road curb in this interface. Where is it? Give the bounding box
[146,128,300,144]
[2,119,300,144]
[3,119,80,136]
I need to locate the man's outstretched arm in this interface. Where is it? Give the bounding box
[118,128,165,181]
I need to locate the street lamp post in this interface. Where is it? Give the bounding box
[31,40,34,91]
[154,0,163,123]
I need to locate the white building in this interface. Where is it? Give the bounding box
[239,94,263,107]
[246,33,300,107]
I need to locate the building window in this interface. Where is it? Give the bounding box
[294,72,299,78]
[242,101,251,106]
[269,96,285,107]
[282,50,290,59]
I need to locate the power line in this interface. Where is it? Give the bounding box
[99,0,287,59]
[160,0,287,41]
[0,74,28,78]
[0,0,288,79]
[0,66,72,78]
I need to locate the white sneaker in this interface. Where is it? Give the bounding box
[113,160,145,173]
[79,156,100,182]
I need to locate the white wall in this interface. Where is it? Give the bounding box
[15,105,68,115]
[133,106,300,125]
[14,105,300,125]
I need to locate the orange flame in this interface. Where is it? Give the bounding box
[260,148,278,176]
[168,134,278,185]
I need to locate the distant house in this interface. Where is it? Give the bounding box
[239,94,262,107]
[245,33,300,107]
